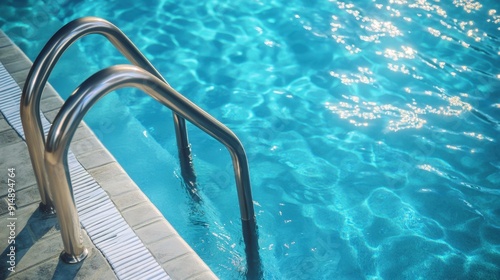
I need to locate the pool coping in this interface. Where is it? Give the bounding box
[0,29,218,280]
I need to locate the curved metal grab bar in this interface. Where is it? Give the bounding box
[45,65,260,275]
[20,17,194,211]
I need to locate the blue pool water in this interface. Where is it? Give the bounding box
[2,0,500,278]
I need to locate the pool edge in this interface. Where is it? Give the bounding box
[0,29,218,280]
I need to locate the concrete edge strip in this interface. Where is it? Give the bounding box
[0,62,170,280]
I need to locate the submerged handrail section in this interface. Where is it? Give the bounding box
[20,17,194,213]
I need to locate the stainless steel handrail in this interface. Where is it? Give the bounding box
[45,65,260,276]
[20,17,195,212]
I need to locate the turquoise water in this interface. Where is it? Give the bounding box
[2,0,500,278]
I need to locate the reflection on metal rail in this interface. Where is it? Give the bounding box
[45,66,260,276]
[20,17,262,277]
[20,17,195,213]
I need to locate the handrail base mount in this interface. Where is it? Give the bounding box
[60,248,88,264]
[38,202,56,215]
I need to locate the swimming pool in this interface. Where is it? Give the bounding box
[1,0,500,278]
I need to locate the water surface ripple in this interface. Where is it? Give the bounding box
[1,0,499,278]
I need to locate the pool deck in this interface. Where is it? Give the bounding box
[0,30,217,279]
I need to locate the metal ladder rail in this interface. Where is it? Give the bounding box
[44,65,261,277]
[20,17,194,212]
